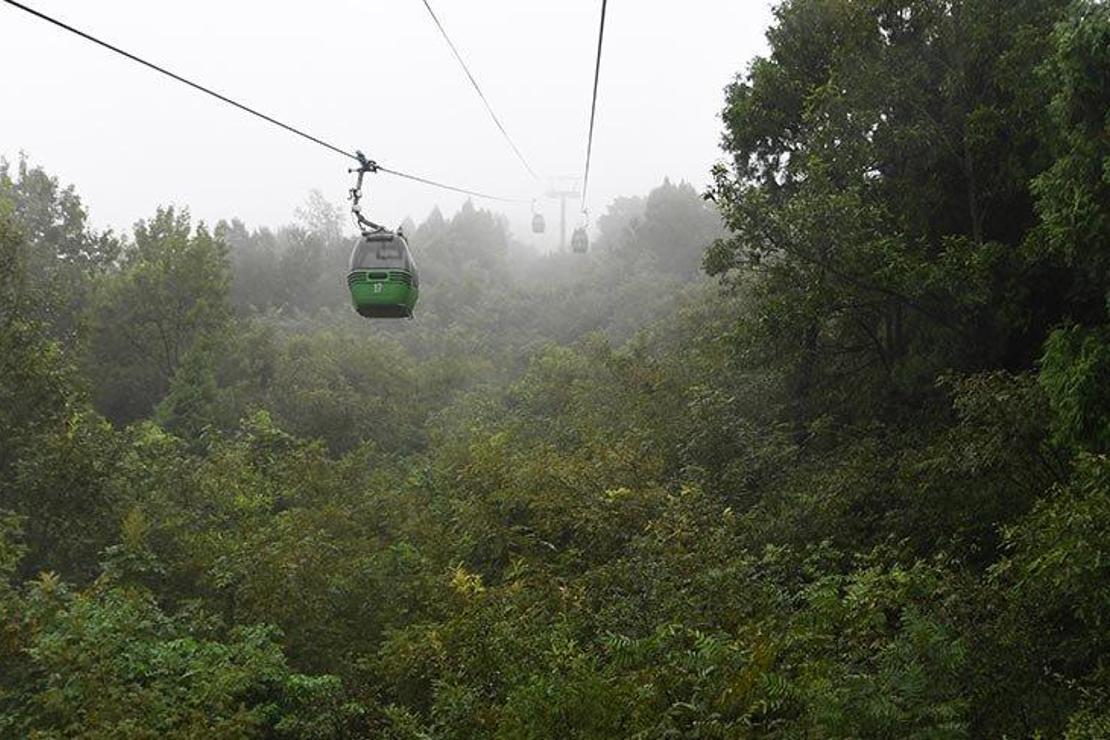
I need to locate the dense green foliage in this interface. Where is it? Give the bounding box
[2,1,1108,736]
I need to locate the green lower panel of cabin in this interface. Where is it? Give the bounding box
[347,270,418,318]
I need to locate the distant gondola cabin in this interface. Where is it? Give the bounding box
[571,227,589,253]
[346,231,419,318]
[532,213,546,234]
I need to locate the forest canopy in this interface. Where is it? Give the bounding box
[2,0,1109,737]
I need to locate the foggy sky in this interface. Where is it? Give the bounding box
[1,1,772,248]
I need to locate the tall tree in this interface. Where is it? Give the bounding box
[86,207,231,423]
[0,156,119,345]
[706,0,1072,424]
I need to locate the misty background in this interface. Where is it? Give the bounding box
[1,0,772,245]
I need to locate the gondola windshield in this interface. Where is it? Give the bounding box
[349,233,413,272]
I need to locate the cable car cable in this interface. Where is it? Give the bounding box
[580,0,608,214]
[418,0,540,182]
[0,0,525,203]
[2,0,353,160]
[378,165,525,203]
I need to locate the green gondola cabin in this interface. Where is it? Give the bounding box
[346,230,419,318]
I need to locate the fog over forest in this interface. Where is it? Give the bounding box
[0,0,772,244]
[2,0,1109,738]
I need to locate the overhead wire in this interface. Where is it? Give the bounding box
[378,165,523,203]
[0,0,526,203]
[418,0,540,182]
[580,0,609,215]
